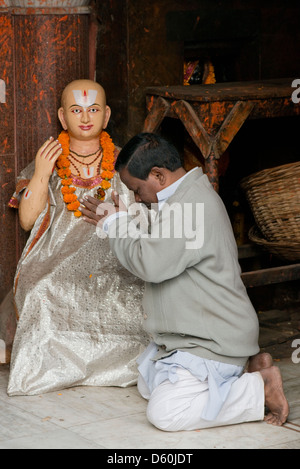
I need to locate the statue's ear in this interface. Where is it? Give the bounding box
[58,107,67,130]
[103,105,111,129]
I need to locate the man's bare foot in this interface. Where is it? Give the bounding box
[248,352,273,373]
[260,366,289,426]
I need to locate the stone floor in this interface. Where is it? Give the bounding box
[0,355,299,450]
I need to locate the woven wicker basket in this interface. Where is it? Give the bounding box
[248,225,300,262]
[241,161,300,243]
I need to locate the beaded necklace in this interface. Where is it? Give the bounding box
[56,130,115,217]
[68,150,102,178]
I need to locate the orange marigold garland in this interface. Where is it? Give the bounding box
[56,130,115,217]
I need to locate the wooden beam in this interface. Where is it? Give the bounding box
[172,100,212,158]
[241,263,300,288]
[205,150,219,192]
[143,97,170,133]
[214,100,255,157]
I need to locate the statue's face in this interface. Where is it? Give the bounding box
[58,82,111,141]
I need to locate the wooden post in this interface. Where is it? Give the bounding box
[0,2,91,302]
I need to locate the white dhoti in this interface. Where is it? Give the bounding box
[137,344,265,432]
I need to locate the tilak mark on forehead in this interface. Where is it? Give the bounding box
[72,89,98,110]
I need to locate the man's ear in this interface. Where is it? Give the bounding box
[150,167,166,186]
[103,105,111,129]
[58,107,68,130]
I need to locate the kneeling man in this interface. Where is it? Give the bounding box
[80,132,289,431]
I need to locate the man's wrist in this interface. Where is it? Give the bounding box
[103,211,128,234]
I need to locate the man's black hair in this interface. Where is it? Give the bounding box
[115,132,182,180]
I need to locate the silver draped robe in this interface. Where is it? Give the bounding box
[6,155,149,396]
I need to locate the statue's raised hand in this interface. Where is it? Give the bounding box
[35,137,62,179]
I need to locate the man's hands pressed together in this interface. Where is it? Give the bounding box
[79,191,127,229]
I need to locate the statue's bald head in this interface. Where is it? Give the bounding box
[58,79,111,139]
[60,79,107,110]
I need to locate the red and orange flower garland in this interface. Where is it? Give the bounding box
[56,130,115,217]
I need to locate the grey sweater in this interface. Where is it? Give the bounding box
[109,168,259,367]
